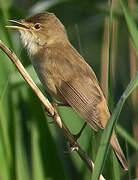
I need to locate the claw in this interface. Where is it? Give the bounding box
[64,143,79,154]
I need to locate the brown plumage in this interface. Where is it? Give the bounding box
[7,12,128,170]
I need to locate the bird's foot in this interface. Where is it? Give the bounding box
[64,143,78,154]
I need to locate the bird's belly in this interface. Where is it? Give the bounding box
[32,59,67,104]
[44,78,68,104]
[43,76,66,103]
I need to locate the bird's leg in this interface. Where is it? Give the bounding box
[53,103,87,139]
[64,123,87,154]
[64,143,79,154]
[44,103,57,123]
[55,103,87,139]
[46,102,86,139]
[49,103,87,152]
[73,122,87,140]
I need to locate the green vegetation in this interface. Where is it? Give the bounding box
[0,0,138,179]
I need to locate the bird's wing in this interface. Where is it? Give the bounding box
[58,78,104,130]
[47,43,110,130]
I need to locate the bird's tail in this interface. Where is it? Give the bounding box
[110,131,128,171]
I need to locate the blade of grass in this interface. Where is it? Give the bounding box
[100,0,120,178]
[31,123,45,180]
[110,2,120,178]
[0,133,11,180]
[12,89,30,180]
[112,151,120,180]
[92,71,138,180]
[27,89,66,180]
[0,0,13,48]
[120,0,138,55]
[116,125,138,151]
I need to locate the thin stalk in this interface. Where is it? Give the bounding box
[128,0,138,177]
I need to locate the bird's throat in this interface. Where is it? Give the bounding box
[20,31,41,56]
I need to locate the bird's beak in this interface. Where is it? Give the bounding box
[6,19,29,31]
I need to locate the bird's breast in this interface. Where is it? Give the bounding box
[31,54,66,103]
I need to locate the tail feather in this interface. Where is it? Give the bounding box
[110,131,128,171]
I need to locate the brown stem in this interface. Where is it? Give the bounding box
[128,0,138,177]
[100,17,109,99]
[0,40,105,180]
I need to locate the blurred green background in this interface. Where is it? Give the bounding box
[0,0,138,180]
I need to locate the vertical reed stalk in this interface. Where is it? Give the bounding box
[128,0,138,177]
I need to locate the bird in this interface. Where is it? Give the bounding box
[6,12,128,170]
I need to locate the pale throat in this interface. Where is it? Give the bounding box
[20,31,41,56]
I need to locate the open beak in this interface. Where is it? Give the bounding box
[6,19,29,31]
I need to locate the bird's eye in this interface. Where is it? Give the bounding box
[34,24,41,29]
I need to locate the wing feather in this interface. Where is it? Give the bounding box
[58,79,104,130]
